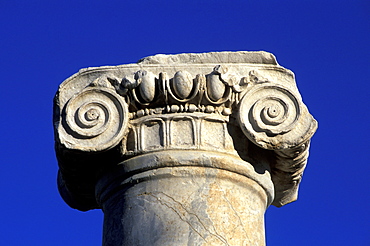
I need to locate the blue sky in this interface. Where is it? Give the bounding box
[1,1,369,245]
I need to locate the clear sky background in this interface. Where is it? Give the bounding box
[1,1,369,245]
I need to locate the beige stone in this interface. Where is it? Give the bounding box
[54,51,317,245]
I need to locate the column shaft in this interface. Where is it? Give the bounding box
[100,163,270,246]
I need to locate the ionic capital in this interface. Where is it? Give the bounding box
[54,51,317,210]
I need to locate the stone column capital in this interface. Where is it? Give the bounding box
[54,51,317,211]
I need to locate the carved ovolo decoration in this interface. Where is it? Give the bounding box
[54,51,317,209]
[58,65,316,152]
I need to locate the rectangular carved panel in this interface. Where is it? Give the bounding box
[201,119,226,149]
[140,119,165,150]
[169,117,196,147]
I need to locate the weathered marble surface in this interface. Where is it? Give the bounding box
[54,51,317,245]
[100,154,271,246]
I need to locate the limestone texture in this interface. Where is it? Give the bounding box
[54,51,317,245]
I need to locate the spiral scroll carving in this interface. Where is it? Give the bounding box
[238,85,313,150]
[61,87,129,151]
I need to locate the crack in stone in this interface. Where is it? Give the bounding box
[215,183,251,246]
[141,191,230,245]
[156,192,230,246]
[141,192,208,242]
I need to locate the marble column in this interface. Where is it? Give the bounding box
[54,51,317,245]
